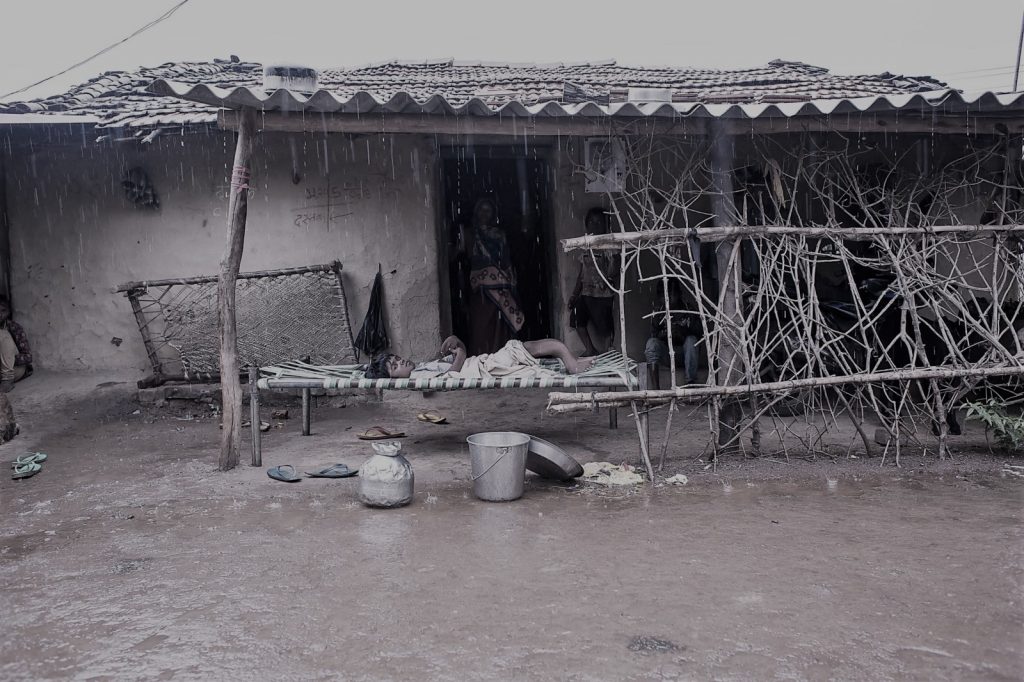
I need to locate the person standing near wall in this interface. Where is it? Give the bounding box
[464,197,524,355]
[0,296,32,392]
[569,208,619,356]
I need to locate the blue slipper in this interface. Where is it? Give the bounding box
[305,463,358,479]
[12,452,46,468]
[12,462,41,480]
[267,465,301,483]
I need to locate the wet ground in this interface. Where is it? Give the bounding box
[1,373,1022,680]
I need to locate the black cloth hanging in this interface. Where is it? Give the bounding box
[354,267,390,358]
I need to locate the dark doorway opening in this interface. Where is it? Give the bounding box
[441,150,552,348]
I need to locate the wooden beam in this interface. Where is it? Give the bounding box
[218,109,1019,137]
[562,224,1024,251]
[116,262,341,293]
[547,363,1024,411]
[218,107,257,472]
[219,109,700,137]
[720,115,1023,136]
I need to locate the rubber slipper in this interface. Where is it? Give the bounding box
[242,420,271,432]
[11,462,41,480]
[305,463,358,479]
[12,452,47,468]
[267,465,301,482]
[417,411,448,425]
[357,426,405,440]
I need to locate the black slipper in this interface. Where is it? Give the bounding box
[305,463,358,479]
[267,465,301,482]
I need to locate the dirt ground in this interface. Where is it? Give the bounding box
[1,372,1022,681]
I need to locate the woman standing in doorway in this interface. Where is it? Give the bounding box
[466,197,524,354]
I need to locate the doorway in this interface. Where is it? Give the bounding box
[440,149,553,348]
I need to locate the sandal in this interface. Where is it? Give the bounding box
[416,411,448,425]
[267,465,302,483]
[357,426,406,440]
[12,462,41,480]
[305,463,358,479]
[12,452,47,468]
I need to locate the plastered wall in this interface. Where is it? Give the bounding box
[4,129,441,373]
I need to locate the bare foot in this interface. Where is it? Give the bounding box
[570,356,597,374]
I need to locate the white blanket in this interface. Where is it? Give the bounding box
[412,340,561,381]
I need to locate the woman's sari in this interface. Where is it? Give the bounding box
[470,225,524,335]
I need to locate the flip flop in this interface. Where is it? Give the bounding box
[12,452,47,468]
[416,411,448,425]
[12,462,41,480]
[357,426,406,440]
[267,465,302,483]
[305,463,358,479]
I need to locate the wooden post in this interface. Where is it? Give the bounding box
[302,388,311,436]
[218,107,257,471]
[709,126,744,457]
[249,366,262,467]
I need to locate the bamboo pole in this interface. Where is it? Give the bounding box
[547,363,1024,412]
[218,107,257,472]
[562,224,1024,251]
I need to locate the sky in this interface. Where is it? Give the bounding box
[0,0,1021,102]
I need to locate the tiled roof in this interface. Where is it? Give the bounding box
[0,57,948,128]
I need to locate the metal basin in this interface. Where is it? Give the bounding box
[526,436,584,481]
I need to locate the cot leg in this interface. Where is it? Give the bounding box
[249,367,262,467]
[609,405,618,429]
[302,388,311,436]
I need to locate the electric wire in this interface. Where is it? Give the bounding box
[1,0,193,101]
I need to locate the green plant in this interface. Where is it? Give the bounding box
[965,401,1024,453]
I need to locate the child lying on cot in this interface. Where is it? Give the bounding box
[366,336,595,380]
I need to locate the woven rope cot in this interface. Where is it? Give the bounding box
[256,350,638,390]
[117,262,357,384]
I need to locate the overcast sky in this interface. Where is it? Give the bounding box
[1,0,1021,102]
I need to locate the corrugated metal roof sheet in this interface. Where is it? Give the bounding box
[0,57,961,128]
[145,80,1024,121]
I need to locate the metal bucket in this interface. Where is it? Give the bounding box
[467,432,530,502]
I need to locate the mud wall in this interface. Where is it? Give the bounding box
[4,130,441,373]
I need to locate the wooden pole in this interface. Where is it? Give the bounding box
[249,366,262,467]
[709,126,743,456]
[218,107,257,471]
[302,388,311,436]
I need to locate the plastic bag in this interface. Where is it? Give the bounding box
[354,267,389,358]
